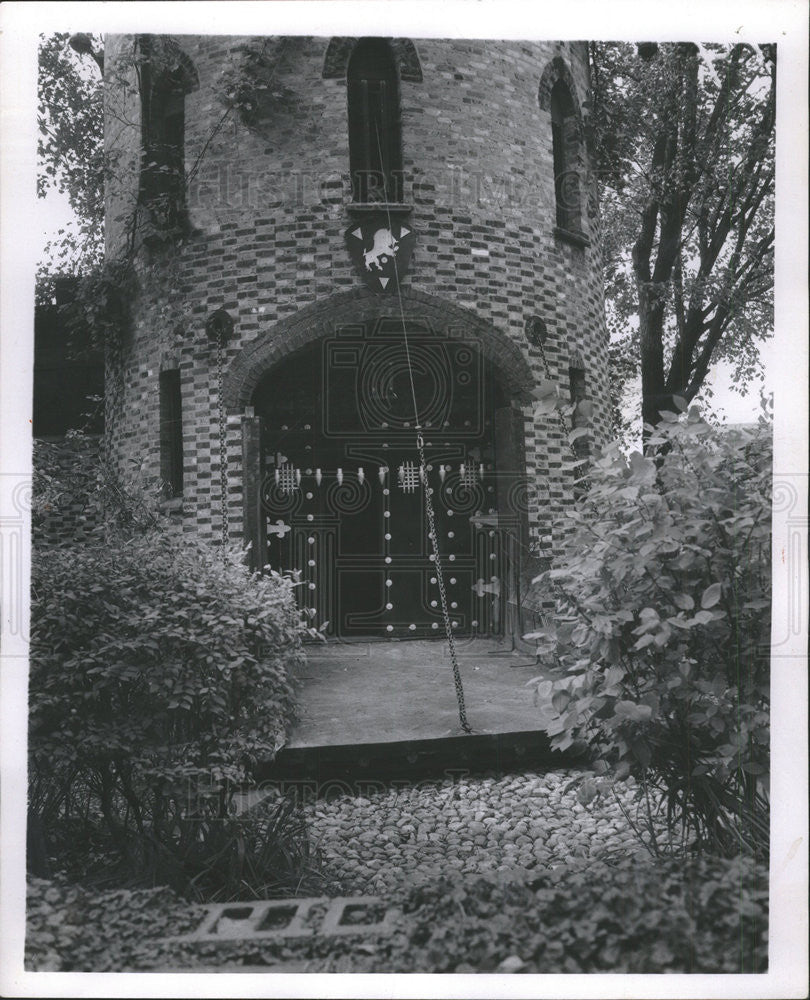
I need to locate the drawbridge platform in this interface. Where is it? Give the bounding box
[257,639,584,787]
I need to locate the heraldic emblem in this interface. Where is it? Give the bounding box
[345,215,416,293]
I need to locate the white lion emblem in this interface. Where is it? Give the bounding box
[363,228,399,271]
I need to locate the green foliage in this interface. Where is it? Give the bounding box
[589,42,775,431]
[38,33,105,274]
[37,32,191,281]
[381,855,768,973]
[161,794,328,903]
[28,528,303,893]
[528,408,771,857]
[30,435,323,899]
[27,854,768,973]
[218,36,311,131]
[25,877,205,972]
[38,258,137,352]
[32,429,162,539]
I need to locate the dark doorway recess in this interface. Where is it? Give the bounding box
[252,318,527,641]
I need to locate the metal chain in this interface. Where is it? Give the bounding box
[416,432,472,735]
[369,122,471,733]
[217,332,228,554]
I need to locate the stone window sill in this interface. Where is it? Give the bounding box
[553,226,590,249]
[348,203,413,216]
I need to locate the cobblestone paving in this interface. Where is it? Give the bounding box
[302,769,643,894]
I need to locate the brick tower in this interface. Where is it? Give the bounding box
[103,35,610,643]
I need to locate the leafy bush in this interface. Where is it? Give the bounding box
[25,877,204,972]
[376,854,768,973]
[32,429,163,541]
[154,793,329,903]
[28,528,304,894]
[26,854,769,973]
[528,407,771,857]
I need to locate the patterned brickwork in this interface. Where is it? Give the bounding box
[104,36,610,568]
[32,436,104,546]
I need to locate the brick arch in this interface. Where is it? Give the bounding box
[148,35,200,93]
[322,37,423,82]
[538,55,581,115]
[223,289,535,413]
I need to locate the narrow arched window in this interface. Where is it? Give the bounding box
[347,38,403,204]
[550,79,581,233]
[159,368,183,498]
[137,36,197,232]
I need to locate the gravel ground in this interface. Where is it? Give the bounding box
[30,772,752,974]
[302,769,646,894]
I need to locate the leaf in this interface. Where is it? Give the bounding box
[614,701,653,722]
[532,379,558,401]
[701,583,722,608]
[534,394,560,416]
[577,778,599,805]
[528,679,554,702]
[629,452,656,481]
[614,760,631,781]
[552,689,572,713]
[603,665,625,689]
[631,738,651,769]
[673,593,694,611]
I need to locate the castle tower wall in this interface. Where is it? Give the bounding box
[103,35,610,636]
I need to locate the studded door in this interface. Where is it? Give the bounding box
[254,319,511,640]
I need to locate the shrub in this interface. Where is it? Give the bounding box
[375,854,768,973]
[25,877,204,972]
[27,856,768,973]
[155,793,329,902]
[32,429,163,542]
[527,407,771,857]
[28,528,305,894]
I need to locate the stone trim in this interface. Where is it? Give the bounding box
[553,225,590,249]
[538,55,581,115]
[323,37,423,82]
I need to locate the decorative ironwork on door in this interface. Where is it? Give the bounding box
[253,319,521,641]
[260,459,509,639]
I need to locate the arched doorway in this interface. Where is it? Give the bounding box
[249,315,529,642]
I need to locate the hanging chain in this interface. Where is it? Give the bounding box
[371,121,472,734]
[217,331,228,555]
[416,433,472,734]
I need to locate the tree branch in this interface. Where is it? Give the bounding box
[685,302,732,397]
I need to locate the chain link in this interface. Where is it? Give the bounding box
[368,149,471,732]
[416,433,472,735]
[217,333,228,555]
